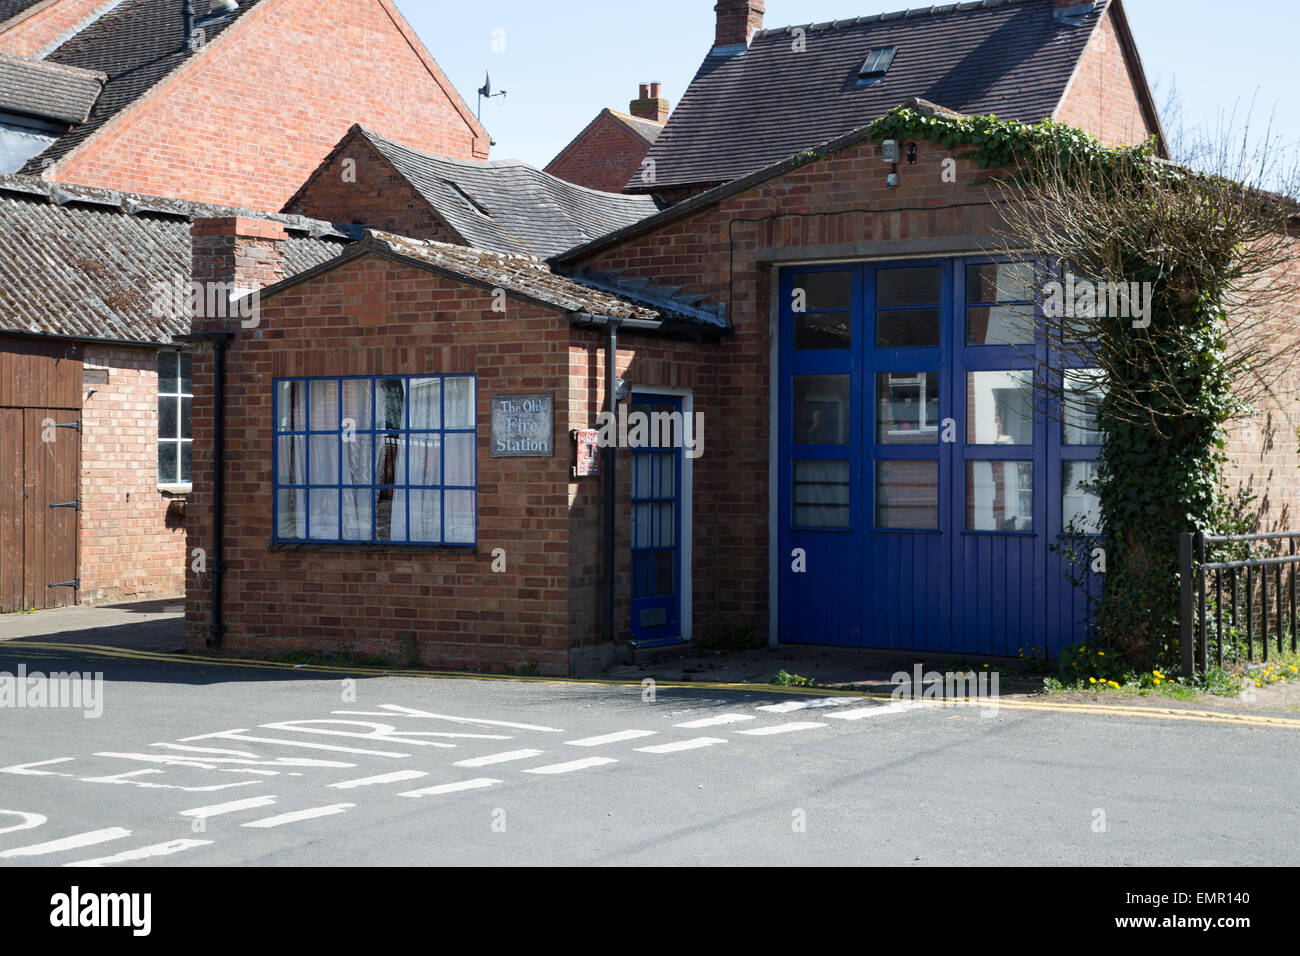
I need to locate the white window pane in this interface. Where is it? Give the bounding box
[794,459,852,528]
[341,489,372,540]
[655,452,675,499]
[309,489,339,540]
[375,488,407,542]
[445,433,475,486]
[967,370,1033,445]
[309,435,339,484]
[408,433,441,486]
[376,378,407,430]
[342,379,373,430]
[632,454,652,497]
[341,435,373,485]
[409,378,442,430]
[277,381,306,432]
[409,490,442,543]
[1063,461,1102,534]
[444,377,475,429]
[655,502,676,547]
[445,490,475,543]
[374,434,406,486]
[277,489,306,538]
[1064,368,1104,445]
[633,503,652,548]
[309,380,339,431]
[967,461,1033,531]
[277,436,305,484]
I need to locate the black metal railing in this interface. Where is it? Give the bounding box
[1179,530,1300,676]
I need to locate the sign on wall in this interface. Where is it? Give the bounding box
[572,429,600,477]
[490,394,553,457]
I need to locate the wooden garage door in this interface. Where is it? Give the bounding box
[0,408,80,612]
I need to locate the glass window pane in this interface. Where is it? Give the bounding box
[180,351,193,395]
[407,433,441,486]
[792,271,851,311]
[877,372,939,444]
[877,267,940,307]
[1064,368,1104,445]
[876,460,938,530]
[277,489,306,539]
[444,377,475,429]
[655,502,676,547]
[445,433,475,486]
[180,442,192,483]
[158,352,178,395]
[374,488,407,542]
[342,379,373,431]
[793,375,850,445]
[444,490,476,543]
[967,370,1034,445]
[967,461,1033,532]
[309,435,339,484]
[793,459,851,528]
[375,378,407,430]
[374,433,406,486]
[277,381,306,432]
[181,397,192,439]
[1063,461,1102,535]
[158,396,178,439]
[341,488,372,540]
[277,436,306,484]
[158,441,177,484]
[794,312,852,350]
[876,309,939,348]
[655,452,675,499]
[408,489,442,543]
[633,502,653,548]
[966,305,1034,346]
[309,380,339,431]
[966,262,1035,303]
[408,378,442,430]
[632,453,652,499]
[341,435,374,485]
[309,489,340,540]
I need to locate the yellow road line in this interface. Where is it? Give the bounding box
[3,640,1297,728]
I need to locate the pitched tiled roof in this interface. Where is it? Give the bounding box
[0,53,106,124]
[0,173,349,344]
[18,0,264,174]
[0,1,44,24]
[339,127,663,259]
[608,110,664,145]
[270,230,727,334]
[630,0,1108,191]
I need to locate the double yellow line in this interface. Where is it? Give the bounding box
[4,639,1298,729]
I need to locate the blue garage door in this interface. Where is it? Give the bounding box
[777,259,1099,656]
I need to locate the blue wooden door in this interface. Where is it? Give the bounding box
[630,393,683,645]
[778,258,1093,655]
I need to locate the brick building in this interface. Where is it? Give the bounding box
[545,84,669,194]
[0,0,484,609]
[175,0,1295,674]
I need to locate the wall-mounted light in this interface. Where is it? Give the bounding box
[614,377,631,402]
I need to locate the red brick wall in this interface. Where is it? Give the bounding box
[46,0,488,210]
[1054,6,1157,148]
[79,344,186,603]
[0,0,111,58]
[284,132,460,241]
[545,112,657,195]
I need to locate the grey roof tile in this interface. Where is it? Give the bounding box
[0,1,44,24]
[0,172,348,344]
[631,0,1105,191]
[0,53,107,124]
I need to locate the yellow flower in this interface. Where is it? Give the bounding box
[1089,677,1096,684]
[1098,651,1105,656]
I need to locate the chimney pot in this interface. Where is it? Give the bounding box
[630,83,670,125]
[649,82,661,98]
[639,83,650,99]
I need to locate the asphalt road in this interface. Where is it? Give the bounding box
[0,641,1296,866]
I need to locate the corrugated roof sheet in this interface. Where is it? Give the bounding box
[354,127,662,259]
[0,53,106,124]
[0,173,349,344]
[18,0,265,174]
[631,0,1105,191]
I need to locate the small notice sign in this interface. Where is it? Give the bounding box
[573,429,600,477]
[491,394,553,458]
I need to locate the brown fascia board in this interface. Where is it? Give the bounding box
[1106,0,1170,158]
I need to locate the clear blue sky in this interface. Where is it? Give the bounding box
[393,0,1299,171]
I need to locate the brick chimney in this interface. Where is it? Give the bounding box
[714,0,764,49]
[190,217,287,331]
[629,82,669,124]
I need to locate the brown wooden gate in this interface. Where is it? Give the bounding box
[0,340,82,612]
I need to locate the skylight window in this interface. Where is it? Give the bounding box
[858,46,898,83]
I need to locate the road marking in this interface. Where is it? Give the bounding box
[398,778,502,797]
[674,714,755,728]
[757,697,864,713]
[260,720,458,749]
[523,757,618,775]
[454,749,545,768]
[0,810,46,836]
[635,737,728,754]
[65,839,212,868]
[336,705,563,733]
[152,743,355,767]
[180,730,409,758]
[328,770,428,790]
[241,804,355,828]
[180,796,278,818]
[565,730,656,747]
[0,758,76,777]
[826,702,923,720]
[0,827,130,858]
[736,722,828,736]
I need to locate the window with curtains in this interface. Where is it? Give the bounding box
[273,375,477,545]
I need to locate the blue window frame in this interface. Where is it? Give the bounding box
[273,374,477,546]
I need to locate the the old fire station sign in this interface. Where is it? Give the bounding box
[490,394,554,457]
